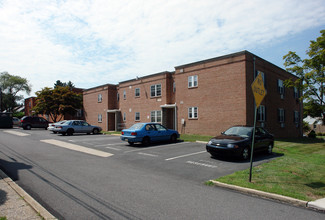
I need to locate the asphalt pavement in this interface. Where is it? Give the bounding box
[0,129,324,219]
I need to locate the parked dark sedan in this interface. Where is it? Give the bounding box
[206,126,274,160]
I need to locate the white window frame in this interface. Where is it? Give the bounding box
[135,112,140,121]
[150,110,162,122]
[278,79,284,96]
[294,111,300,124]
[98,114,102,122]
[188,107,198,119]
[150,84,161,97]
[257,105,265,122]
[188,75,198,88]
[98,94,102,103]
[135,88,140,97]
[278,108,285,123]
[294,87,299,99]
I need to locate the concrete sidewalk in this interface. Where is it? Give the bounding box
[0,170,56,220]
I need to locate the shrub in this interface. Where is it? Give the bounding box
[308,130,316,138]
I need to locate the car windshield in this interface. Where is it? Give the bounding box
[128,123,145,130]
[224,126,253,138]
[62,121,71,125]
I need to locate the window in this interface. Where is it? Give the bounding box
[123,113,126,121]
[277,79,285,97]
[155,124,167,131]
[294,87,299,99]
[135,112,140,121]
[257,105,265,122]
[188,107,198,119]
[151,110,162,122]
[135,88,140,97]
[278,108,285,123]
[117,93,119,102]
[294,111,300,126]
[173,82,176,93]
[98,114,102,122]
[123,91,126,99]
[98,94,102,103]
[150,84,161,97]
[188,75,198,88]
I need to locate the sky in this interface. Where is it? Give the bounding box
[0,0,325,97]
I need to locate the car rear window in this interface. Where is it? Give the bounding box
[129,123,144,130]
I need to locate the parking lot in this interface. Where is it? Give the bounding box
[2,128,277,182]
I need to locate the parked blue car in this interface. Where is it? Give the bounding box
[120,123,180,145]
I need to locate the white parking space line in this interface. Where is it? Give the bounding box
[105,146,121,151]
[138,152,158,157]
[165,151,206,161]
[40,139,113,158]
[186,161,218,168]
[123,142,188,153]
[3,130,30,136]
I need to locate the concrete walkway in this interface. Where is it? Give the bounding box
[0,170,56,220]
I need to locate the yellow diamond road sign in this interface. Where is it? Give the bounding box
[251,73,266,108]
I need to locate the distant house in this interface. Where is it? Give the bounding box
[83,51,303,138]
[304,116,325,134]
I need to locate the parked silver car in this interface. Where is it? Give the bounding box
[53,120,102,136]
[48,120,67,133]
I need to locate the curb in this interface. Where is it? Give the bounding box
[0,170,57,220]
[209,180,312,209]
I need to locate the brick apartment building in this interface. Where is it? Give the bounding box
[83,51,303,138]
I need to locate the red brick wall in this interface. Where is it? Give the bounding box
[118,72,174,129]
[83,84,117,130]
[175,54,248,136]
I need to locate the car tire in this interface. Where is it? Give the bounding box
[242,147,250,160]
[170,134,177,143]
[128,141,134,146]
[26,125,31,130]
[93,128,99,135]
[142,137,150,146]
[67,129,74,136]
[267,144,273,154]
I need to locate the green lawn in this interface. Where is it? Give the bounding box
[180,134,213,142]
[212,138,325,201]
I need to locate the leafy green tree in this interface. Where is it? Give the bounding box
[283,29,325,123]
[33,86,82,122]
[0,72,31,112]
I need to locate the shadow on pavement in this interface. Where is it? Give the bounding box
[0,159,32,181]
[210,152,284,163]
[0,189,7,206]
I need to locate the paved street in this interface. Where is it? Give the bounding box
[0,128,324,219]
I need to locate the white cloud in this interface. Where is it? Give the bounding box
[0,0,325,95]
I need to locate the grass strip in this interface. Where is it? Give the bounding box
[213,138,325,201]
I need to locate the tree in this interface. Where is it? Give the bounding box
[33,86,82,122]
[54,80,75,89]
[0,72,32,112]
[283,29,325,123]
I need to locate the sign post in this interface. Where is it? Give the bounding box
[250,72,266,182]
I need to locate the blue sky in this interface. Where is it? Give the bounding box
[0,0,325,97]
